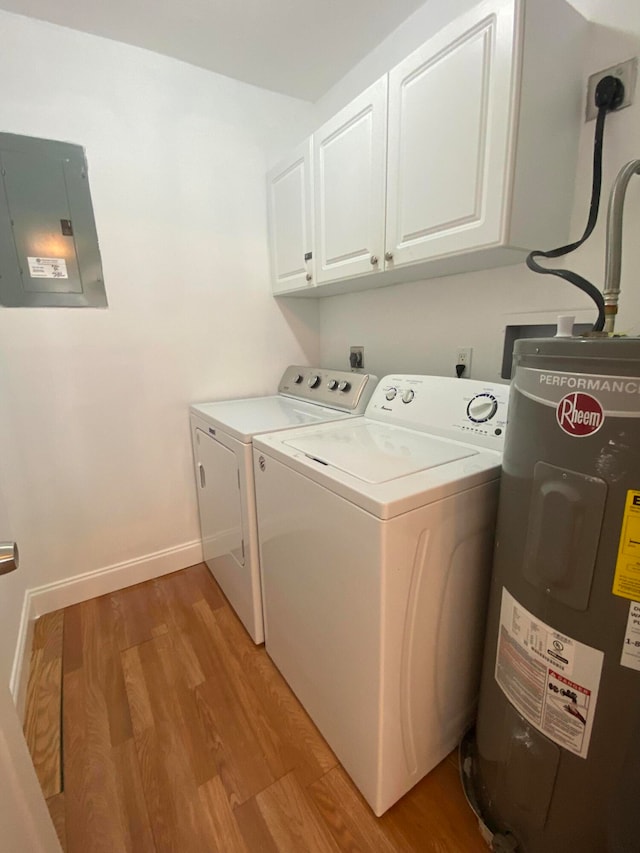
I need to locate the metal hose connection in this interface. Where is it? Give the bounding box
[603,159,640,334]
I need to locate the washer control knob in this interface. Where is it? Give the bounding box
[293,373,303,384]
[327,379,338,390]
[467,393,498,423]
[308,375,320,388]
[338,380,351,392]
[385,387,398,401]
[402,389,415,404]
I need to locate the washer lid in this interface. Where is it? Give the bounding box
[283,421,477,483]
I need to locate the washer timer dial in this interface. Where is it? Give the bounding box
[467,393,498,423]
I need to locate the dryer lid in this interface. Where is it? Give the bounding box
[190,396,352,443]
[283,421,477,484]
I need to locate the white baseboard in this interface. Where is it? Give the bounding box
[29,539,203,617]
[10,538,203,717]
[10,592,37,723]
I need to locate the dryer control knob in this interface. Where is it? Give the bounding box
[308,375,320,388]
[338,380,351,392]
[402,389,415,404]
[385,387,397,401]
[467,393,498,423]
[293,373,304,384]
[327,379,338,390]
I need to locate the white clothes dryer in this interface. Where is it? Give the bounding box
[190,366,377,644]
[252,374,510,815]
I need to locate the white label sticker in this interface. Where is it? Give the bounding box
[621,601,640,671]
[495,588,604,759]
[27,257,68,279]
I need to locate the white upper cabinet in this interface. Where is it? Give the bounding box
[268,0,586,297]
[386,0,516,267]
[267,139,314,294]
[313,76,388,284]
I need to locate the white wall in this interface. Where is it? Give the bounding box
[317,0,640,382]
[0,10,318,683]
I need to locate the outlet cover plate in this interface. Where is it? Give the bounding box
[586,57,637,121]
[456,346,473,378]
[350,346,364,370]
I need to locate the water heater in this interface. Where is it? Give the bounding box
[469,336,640,852]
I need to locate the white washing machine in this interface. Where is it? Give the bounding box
[190,366,377,644]
[252,374,510,815]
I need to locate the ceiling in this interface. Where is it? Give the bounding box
[0,0,429,101]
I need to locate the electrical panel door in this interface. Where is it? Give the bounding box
[0,133,106,307]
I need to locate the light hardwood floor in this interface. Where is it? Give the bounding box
[25,563,488,852]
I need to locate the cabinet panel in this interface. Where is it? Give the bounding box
[267,139,313,293]
[393,31,488,238]
[314,76,387,284]
[386,0,517,267]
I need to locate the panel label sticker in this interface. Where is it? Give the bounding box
[495,588,604,759]
[621,601,640,672]
[612,490,640,601]
[27,257,68,279]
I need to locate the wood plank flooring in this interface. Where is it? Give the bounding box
[24,610,64,798]
[26,563,487,852]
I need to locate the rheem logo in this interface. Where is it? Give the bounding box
[556,392,604,437]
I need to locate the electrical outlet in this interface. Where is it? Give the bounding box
[456,347,473,378]
[586,57,637,121]
[349,346,364,370]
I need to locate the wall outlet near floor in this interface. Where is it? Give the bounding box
[350,346,364,370]
[455,347,473,378]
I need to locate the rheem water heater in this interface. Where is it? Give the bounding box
[469,336,640,852]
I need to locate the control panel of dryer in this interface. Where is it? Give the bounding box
[278,365,377,413]
[366,375,510,449]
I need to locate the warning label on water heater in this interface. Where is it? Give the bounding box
[621,601,640,671]
[495,588,604,759]
[612,490,640,601]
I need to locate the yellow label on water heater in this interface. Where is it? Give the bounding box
[612,490,640,601]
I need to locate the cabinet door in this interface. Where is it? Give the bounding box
[267,139,314,293]
[386,0,517,267]
[314,76,388,284]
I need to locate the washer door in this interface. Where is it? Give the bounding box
[194,428,245,567]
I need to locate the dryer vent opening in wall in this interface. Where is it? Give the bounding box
[501,323,591,379]
[0,132,107,308]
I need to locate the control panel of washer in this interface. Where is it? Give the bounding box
[278,365,378,413]
[367,375,510,448]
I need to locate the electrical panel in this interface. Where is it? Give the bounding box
[0,133,107,308]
